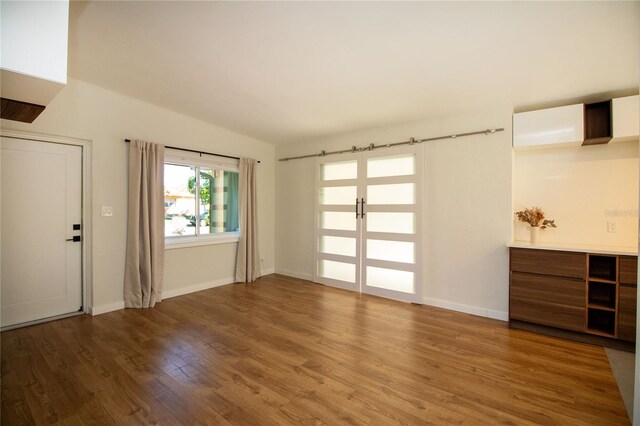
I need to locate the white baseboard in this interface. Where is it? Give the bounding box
[89,277,236,315]
[422,297,508,322]
[261,268,275,276]
[90,301,125,316]
[274,268,313,282]
[161,276,235,300]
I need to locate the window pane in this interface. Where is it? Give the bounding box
[319,260,355,283]
[366,212,414,234]
[367,240,414,263]
[367,183,415,205]
[199,169,239,234]
[164,164,196,236]
[367,155,414,178]
[319,186,357,205]
[321,161,357,181]
[320,236,356,257]
[320,211,356,231]
[366,266,413,293]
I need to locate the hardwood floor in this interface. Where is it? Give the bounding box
[1,274,630,425]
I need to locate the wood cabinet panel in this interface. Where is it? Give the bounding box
[510,248,585,279]
[618,285,637,342]
[510,297,585,332]
[511,272,585,308]
[620,256,638,286]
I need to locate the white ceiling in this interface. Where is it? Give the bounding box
[69,1,639,145]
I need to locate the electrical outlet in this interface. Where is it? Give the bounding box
[607,220,617,233]
[101,206,113,217]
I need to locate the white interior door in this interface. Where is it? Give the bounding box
[314,145,422,303]
[1,137,83,328]
[361,146,422,303]
[314,154,361,292]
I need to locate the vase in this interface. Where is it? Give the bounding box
[530,226,539,244]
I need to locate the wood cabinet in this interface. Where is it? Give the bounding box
[513,95,638,150]
[618,256,637,342]
[510,272,585,332]
[509,247,637,345]
[618,286,636,342]
[510,249,586,333]
[510,248,585,279]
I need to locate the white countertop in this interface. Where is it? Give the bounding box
[508,241,638,256]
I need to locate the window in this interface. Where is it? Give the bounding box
[164,153,239,246]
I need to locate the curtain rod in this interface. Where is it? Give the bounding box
[124,139,260,163]
[277,128,505,162]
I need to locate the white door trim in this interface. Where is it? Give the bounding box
[0,130,92,323]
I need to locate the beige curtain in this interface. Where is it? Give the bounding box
[124,139,165,308]
[235,158,261,282]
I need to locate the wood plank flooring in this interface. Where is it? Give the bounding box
[1,274,630,425]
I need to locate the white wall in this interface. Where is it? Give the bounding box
[0,78,275,312]
[276,108,513,319]
[513,143,639,248]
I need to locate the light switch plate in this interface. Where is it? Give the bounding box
[101,206,113,217]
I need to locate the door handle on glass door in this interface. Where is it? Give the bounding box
[355,198,360,218]
[361,198,365,217]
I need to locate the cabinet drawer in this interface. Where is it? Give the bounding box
[618,285,637,342]
[510,248,586,279]
[510,297,585,332]
[620,256,638,286]
[510,272,585,307]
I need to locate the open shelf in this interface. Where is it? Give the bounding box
[588,303,615,312]
[587,277,616,284]
[588,281,616,310]
[588,255,617,282]
[586,254,618,337]
[587,307,616,336]
[583,100,612,145]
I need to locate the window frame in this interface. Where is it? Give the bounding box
[164,151,240,249]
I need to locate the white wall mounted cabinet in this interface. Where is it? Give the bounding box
[611,95,639,143]
[1,0,69,122]
[513,104,584,151]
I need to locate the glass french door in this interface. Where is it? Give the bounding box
[314,145,422,303]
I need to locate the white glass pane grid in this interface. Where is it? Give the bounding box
[361,150,420,296]
[367,154,415,178]
[319,260,356,283]
[315,148,421,300]
[366,239,414,264]
[365,266,414,293]
[361,176,417,237]
[316,160,360,285]
[321,160,358,181]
